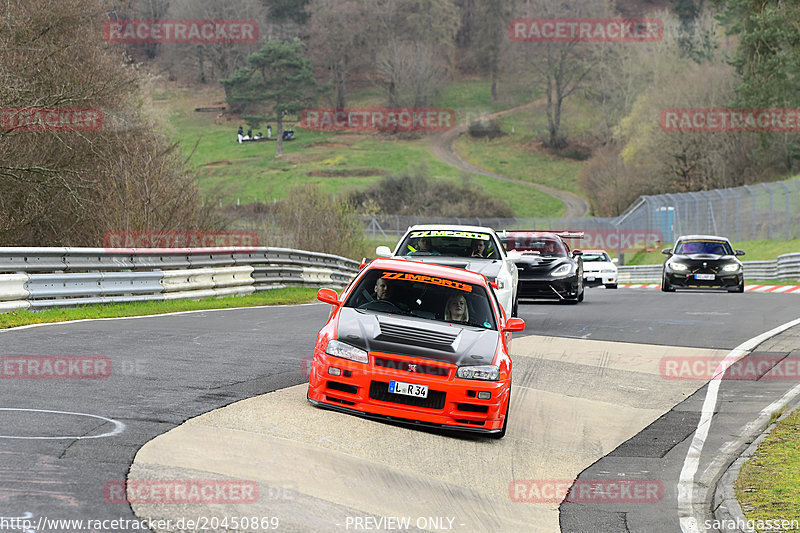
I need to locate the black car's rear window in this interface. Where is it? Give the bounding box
[502,234,568,257]
[344,269,497,330]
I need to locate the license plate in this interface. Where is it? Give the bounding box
[586,276,596,282]
[388,380,428,398]
[695,273,715,280]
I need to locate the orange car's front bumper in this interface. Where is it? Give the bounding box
[307,350,510,434]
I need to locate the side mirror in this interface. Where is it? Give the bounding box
[506,250,522,260]
[571,249,583,256]
[504,317,526,333]
[611,258,619,264]
[661,248,672,255]
[375,246,392,258]
[735,249,746,256]
[317,288,340,306]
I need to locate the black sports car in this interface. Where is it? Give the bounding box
[661,235,745,293]
[499,231,584,304]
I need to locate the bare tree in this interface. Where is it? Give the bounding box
[106,0,172,61]
[0,0,213,246]
[504,0,612,148]
[163,0,267,83]
[376,40,448,107]
[368,0,458,107]
[308,0,378,109]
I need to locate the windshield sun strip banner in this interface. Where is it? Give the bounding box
[409,230,490,240]
[381,272,473,292]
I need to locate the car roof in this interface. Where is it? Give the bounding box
[675,235,732,242]
[582,249,610,254]
[500,230,566,239]
[405,224,500,235]
[366,257,489,285]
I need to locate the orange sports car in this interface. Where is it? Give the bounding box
[307,258,525,438]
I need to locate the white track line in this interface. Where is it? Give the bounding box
[678,317,800,533]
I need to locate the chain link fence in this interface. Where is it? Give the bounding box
[363,177,800,249]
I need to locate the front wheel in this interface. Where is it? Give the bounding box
[605,283,618,289]
[511,295,519,317]
[729,281,745,293]
[489,387,510,439]
[661,273,675,292]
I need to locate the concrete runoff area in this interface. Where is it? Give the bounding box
[128,335,727,533]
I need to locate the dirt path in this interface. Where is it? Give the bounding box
[430,99,590,219]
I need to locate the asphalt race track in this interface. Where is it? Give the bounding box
[0,290,798,532]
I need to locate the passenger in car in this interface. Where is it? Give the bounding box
[445,294,469,322]
[471,239,487,258]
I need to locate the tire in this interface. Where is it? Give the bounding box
[511,295,519,317]
[661,273,675,292]
[489,386,510,439]
[605,283,618,289]
[729,281,744,293]
[577,287,584,302]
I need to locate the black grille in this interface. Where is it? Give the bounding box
[454,419,485,426]
[456,403,489,413]
[519,257,558,271]
[374,357,451,377]
[377,322,457,350]
[326,396,356,406]
[369,381,446,410]
[327,381,358,394]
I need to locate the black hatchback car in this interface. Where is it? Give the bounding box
[499,231,584,304]
[661,235,745,293]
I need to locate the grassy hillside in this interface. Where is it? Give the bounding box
[158,81,576,217]
[455,95,601,195]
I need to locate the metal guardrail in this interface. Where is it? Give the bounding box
[617,253,800,284]
[0,247,360,313]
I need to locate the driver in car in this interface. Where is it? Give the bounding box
[374,278,390,300]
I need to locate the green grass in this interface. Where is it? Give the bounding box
[736,406,800,529]
[433,78,521,119]
[161,83,566,217]
[453,104,588,211]
[622,239,800,266]
[0,287,319,329]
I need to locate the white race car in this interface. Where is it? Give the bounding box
[581,249,618,289]
[376,225,520,317]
